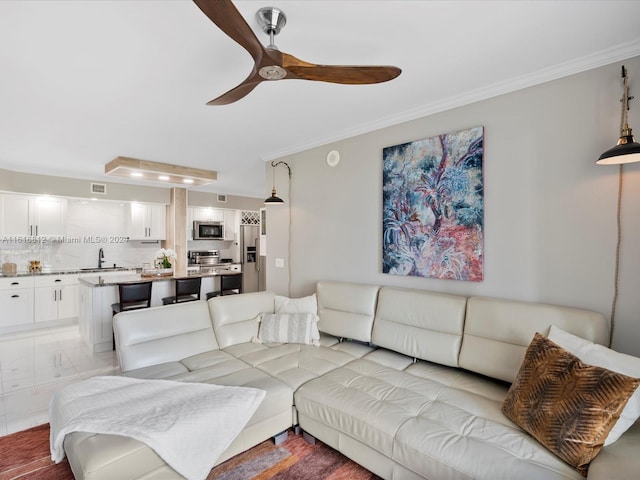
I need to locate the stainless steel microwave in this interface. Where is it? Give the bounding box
[193,221,224,240]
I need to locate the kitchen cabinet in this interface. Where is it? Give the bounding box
[191,207,224,222]
[129,202,166,240]
[33,274,79,323]
[0,277,34,328]
[1,194,66,237]
[223,209,237,241]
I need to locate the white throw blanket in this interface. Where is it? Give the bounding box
[49,376,265,480]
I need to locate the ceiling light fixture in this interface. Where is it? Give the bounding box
[105,156,217,186]
[264,161,291,205]
[597,66,640,165]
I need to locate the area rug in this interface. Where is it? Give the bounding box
[0,424,380,480]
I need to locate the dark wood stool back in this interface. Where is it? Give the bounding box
[162,277,202,305]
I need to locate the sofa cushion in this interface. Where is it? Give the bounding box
[208,291,275,348]
[459,296,608,383]
[122,362,189,380]
[548,326,640,446]
[316,281,379,342]
[115,300,219,372]
[275,293,317,314]
[371,287,467,367]
[254,313,320,346]
[230,341,374,390]
[502,333,640,476]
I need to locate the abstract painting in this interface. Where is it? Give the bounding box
[382,126,484,281]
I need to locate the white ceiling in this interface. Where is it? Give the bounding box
[1,0,640,198]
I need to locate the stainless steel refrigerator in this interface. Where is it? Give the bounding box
[240,225,265,292]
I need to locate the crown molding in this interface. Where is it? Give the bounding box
[261,39,640,162]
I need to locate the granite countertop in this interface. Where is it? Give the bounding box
[78,269,241,287]
[0,267,137,278]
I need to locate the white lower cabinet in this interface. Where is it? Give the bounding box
[34,275,79,323]
[0,277,34,328]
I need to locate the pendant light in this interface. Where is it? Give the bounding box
[597,65,640,349]
[597,66,640,165]
[264,161,291,205]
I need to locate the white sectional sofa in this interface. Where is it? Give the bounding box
[62,281,640,480]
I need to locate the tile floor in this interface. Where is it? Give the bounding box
[0,324,120,436]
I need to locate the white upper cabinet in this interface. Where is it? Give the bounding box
[128,203,166,240]
[223,209,237,241]
[1,194,66,237]
[191,207,224,222]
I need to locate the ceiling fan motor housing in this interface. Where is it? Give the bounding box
[256,7,286,35]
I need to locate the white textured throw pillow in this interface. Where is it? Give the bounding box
[274,294,318,315]
[254,313,320,346]
[548,325,640,446]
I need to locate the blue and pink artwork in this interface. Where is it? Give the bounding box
[382,126,484,281]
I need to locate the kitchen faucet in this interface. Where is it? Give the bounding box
[98,248,105,268]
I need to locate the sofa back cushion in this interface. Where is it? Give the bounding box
[459,296,608,383]
[208,291,275,348]
[316,281,380,343]
[371,287,467,367]
[115,300,219,372]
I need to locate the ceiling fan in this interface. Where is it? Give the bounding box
[193,0,402,105]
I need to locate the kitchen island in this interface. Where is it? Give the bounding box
[78,270,242,352]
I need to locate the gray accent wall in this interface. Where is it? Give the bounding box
[264,55,640,356]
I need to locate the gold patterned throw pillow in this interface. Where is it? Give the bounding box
[502,333,640,476]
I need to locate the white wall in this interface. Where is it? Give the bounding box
[265,56,640,356]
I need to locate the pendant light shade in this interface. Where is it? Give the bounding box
[597,66,640,165]
[597,130,640,164]
[264,161,291,205]
[264,187,285,204]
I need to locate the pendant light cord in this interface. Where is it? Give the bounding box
[609,164,623,348]
[288,175,292,297]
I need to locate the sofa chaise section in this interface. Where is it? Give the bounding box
[294,287,610,480]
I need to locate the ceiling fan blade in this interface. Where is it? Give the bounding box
[282,52,401,85]
[206,74,264,106]
[193,0,264,62]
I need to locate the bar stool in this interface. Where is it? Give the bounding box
[162,277,202,305]
[111,281,153,350]
[206,273,242,300]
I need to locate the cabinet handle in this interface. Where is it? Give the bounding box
[30,225,33,236]
[54,290,57,301]
[59,289,62,301]
[55,279,62,282]
[11,294,19,298]
[35,225,38,236]
[11,281,19,285]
